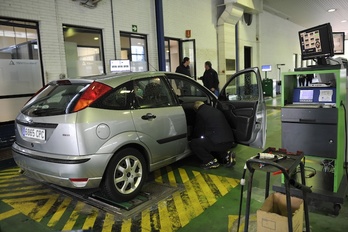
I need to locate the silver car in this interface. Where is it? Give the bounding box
[12,67,266,202]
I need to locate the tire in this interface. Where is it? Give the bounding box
[101,148,147,202]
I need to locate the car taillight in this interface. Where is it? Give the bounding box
[73,81,112,112]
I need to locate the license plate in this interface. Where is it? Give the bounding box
[22,127,46,141]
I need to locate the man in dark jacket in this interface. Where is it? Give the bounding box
[175,57,191,77]
[190,101,236,169]
[200,61,219,96]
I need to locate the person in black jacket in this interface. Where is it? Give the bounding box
[175,57,191,77]
[200,61,219,96]
[190,101,236,169]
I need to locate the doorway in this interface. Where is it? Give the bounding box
[164,38,196,79]
[244,46,252,69]
[164,38,180,72]
[244,46,252,95]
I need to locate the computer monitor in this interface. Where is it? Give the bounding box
[332,32,345,55]
[261,65,272,72]
[298,23,334,65]
[110,60,131,73]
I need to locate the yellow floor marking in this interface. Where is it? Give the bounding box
[0,172,19,177]
[226,176,240,188]
[101,213,115,232]
[141,208,151,231]
[47,197,72,227]
[0,168,20,173]
[82,208,99,230]
[0,177,27,183]
[228,215,239,231]
[0,174,19,179]
[32,194,59,222]
[3,194,55,203]
[0,184,44,193]
[228,214,257,231]
[166,166,177,187]
[62,201,85,231]
[0,188,51,198]
[158,201,172,232]
[172,191,190,227]
[208,174,229,196]
[154,169,163,183]
[0,181,31,188]
[0,209,20,220]
[178,168,203,216]
[121,218,132,232]
[192,171,216,206]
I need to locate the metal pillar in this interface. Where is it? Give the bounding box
[155,0,166,71]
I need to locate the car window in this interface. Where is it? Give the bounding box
[21,84,87,116]
[223,72,259,101]
[167,74,207,97]
[92,82,132,110]
[134,76,176,108]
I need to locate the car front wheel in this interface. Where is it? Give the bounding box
[101,148,147,202]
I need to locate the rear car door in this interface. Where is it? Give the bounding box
[218,67,266,149]
[131,76,187,164]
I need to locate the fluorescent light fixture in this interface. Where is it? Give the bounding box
[341,20,347,23]
[327,8,337,13]
[94,37,99,40]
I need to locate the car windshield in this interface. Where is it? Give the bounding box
[22,83,88,116]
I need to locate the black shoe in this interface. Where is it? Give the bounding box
[225,151,236,167]
[201,159,220,170]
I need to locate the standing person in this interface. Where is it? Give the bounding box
[190,101,236,169]
[200,61,219,96]
[175,57,191,77]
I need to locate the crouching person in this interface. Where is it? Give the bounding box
[190,101,236,169]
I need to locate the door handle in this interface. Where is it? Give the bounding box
[141,113,157,120]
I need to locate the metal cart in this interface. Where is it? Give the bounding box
[243,148,311,232]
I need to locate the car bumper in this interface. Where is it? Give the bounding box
[12,142,113,189]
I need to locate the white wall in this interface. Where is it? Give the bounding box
[258,11,304,80]
[163,0,218,78]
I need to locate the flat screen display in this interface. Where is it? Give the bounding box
[299,90,314,102]
[299,23,334,61]
[333,32,345,55]
[261,65,272,72]
[110,60,131,72]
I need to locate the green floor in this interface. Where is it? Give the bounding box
[177,97,348,232]
[0,96,347,232]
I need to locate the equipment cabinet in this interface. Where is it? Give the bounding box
[273,68,348,215]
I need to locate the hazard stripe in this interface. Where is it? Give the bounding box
[0,165,239,231]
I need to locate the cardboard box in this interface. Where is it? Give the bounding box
[257,192,303,232]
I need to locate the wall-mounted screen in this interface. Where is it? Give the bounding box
[332,32,345,55]
[261,65,272,72]
[110,60,131,72]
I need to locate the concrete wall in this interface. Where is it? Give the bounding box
[258,11,304,80]
[163,0,218,78]
[0,0,312,122]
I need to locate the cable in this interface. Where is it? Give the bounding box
[341,101,348,183]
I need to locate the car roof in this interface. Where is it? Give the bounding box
[86,71,188,87]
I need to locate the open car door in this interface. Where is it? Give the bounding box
[218,67,266,149]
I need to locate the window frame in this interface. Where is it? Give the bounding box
[0,17,44,99]
[120,32,149,71]
[63,24,106,78]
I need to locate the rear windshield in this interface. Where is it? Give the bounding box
[22,83,88,117]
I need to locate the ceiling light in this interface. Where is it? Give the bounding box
[341,20,347,23]
[94,37,99,40]
[327,8,337,13]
